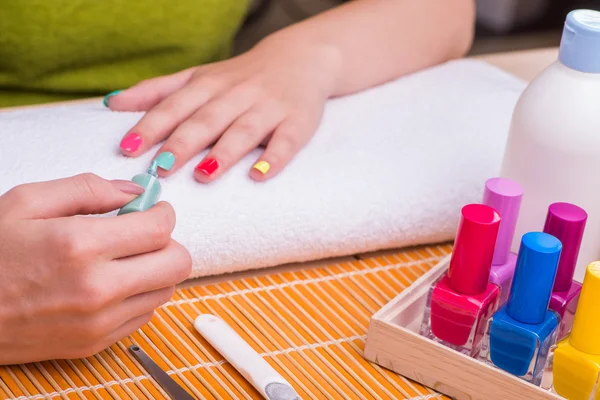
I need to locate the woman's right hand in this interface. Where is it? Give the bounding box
[0,173,192,364]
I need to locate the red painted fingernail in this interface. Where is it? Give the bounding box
[120,133,142,152]
[195,158,219,176]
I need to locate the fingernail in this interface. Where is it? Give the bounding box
[103,90,121,107]
[120,133,142,152]
[156,152,176,171]
[195,158,219,176]
[252,161,270,174]
[111,179,145,195]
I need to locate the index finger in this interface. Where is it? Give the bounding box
[76,201,176,260]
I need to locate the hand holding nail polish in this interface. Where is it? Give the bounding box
[0,173,191,364]
[118,152,175,215]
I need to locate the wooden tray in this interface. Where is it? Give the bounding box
[364,255,563,400]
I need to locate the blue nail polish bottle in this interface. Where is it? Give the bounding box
[479,232,562,386]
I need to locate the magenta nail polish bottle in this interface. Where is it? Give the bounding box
[543,202,587,340]
[482,177,524,306]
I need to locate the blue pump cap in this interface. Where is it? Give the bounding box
[506,232,562,324]
[559,9,600,73]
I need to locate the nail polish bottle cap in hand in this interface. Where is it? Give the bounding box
[483,177,523,266]
[448,204,501,295]
[543,202,587,291]
[570,262,600,354]
[507,232,562,324]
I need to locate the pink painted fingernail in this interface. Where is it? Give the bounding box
[111,180,145,195]
[120,133,142,152]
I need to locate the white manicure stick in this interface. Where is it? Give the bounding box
[194,314,301,400]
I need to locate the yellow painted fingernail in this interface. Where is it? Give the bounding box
[253,161,270,174]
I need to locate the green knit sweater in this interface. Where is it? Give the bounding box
[0,1,249,107]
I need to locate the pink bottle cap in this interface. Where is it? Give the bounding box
[543,202,587,292]
[448,204,501,295]
[482,178,524,266]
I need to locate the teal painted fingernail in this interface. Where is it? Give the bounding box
[103,90,121,107]
[149,152,176,174]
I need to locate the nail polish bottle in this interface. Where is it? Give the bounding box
[420,204,501,356]
[552,262,600,400]
[543,202,587,340]
[480,232,561,386]
[482,177,523,306]
[118,152,175,215]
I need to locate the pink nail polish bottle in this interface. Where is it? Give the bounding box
[419,204,502,356]
[482,178,524,306]
[543,202,587,340]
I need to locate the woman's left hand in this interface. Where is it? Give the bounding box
[106,34,340,182]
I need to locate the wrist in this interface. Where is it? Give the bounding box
[257,29,343,98]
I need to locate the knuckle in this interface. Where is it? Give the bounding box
[164,133,196,152]
[236,112,263,134]
[239,80,265,99]
[77,279,111,313]
[4,184,31,204]
[140,311,155,327]
[72,173,105,200]
[145,106,173,127]
[171,241,193,281]
[86,314,114,338]
[190,106,225,133]
[155,286,176,309]
[53,225,90,265]
[276,133,301,152]
[189,75,220,91]
[149,211,173,248]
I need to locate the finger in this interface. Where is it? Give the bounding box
[119,75,230,157]
[153,83,261,177]
[105,67,197,111]
[76,201,176,260]
[1,174,144,220]
[93,311,155,356]
[91,286,175,337]
[193,101,285,183]
[107,240,192,298]
[249,114,320,181]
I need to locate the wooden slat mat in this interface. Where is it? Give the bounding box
[0,244,452,400]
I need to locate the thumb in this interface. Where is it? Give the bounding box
[2,173,144,219]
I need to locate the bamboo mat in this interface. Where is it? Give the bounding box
[0,244,452,400]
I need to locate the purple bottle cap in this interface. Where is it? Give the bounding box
[543,202,587,292]
[483,178,524,266]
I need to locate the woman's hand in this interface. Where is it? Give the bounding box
[106,34,341,182]
[0,174,192,364]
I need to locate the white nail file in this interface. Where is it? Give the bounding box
[194,314,301,400]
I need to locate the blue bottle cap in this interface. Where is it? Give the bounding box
[559,9,600,73]
[506,232,562,324]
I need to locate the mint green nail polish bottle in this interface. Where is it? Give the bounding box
[118,152,175,215]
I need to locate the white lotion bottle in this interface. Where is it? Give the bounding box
[500,9,600,282]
